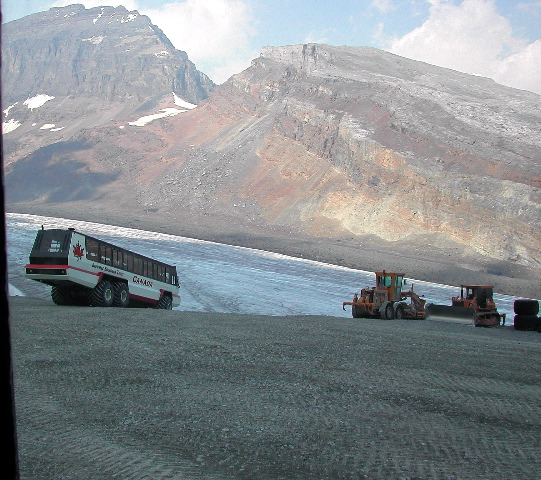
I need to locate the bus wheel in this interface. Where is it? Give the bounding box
[52,286,73,305]
[89,280,114,307]
[155,295,173,310]
[113,282,130,308]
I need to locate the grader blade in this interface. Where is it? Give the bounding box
[426,304,475,323]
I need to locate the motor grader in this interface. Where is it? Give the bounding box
[342,271,427,320]
[426,285,505,327]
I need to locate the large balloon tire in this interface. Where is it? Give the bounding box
[514,299,539,316]
[513,314,539,331]
[155,295,173,310]
[52,286,74,306]
[89,281,114,307]
[113,282,130,308]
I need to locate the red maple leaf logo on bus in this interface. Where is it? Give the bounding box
[73,242,84,260]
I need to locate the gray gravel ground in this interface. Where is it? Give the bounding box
[9,296,541,480]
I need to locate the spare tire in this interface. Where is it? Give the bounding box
[513,314,539,331]
[514,299,539,315]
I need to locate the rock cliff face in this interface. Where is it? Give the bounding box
[3,12,540,287]
[155,44,541,269]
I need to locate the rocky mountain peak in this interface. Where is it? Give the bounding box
[2,4,214,105]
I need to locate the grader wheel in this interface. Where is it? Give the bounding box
[380,301,394,320]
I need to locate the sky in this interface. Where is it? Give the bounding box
[2,1,541,93]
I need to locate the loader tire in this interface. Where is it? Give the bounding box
[380,301,394,320]
[513,314,539,331]
[514,299,539,316]
[352,305,364,318]
[393,303,405,320]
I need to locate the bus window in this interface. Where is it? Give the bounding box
[142,260,148,277]
[112,249,122,268]
[101,245,112,265]
[126,253,133,273]
[158,265,165,281]
[133,256,142,275]
[86,238,99,260]
[33,231,71,253]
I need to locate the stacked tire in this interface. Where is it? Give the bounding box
[513,299,540,331]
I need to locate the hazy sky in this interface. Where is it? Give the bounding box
[3,1,541,93]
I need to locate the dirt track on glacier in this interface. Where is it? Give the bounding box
[9,296,541,480]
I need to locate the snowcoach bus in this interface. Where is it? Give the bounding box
[24,227,180,309]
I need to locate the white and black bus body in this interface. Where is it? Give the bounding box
[24,228,181,309]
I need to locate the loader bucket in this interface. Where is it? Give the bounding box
[426,304,475,323]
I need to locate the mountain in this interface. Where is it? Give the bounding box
[2,4,215,164]
[3,7,540,297]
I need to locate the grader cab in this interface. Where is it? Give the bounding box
[343,271,427,320]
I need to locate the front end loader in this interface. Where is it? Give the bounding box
[426,285,505,327]
[343,271,427,320]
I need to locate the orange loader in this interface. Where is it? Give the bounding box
[343,271,427,320]
[426,285,505,327]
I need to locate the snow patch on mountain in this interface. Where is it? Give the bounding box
[127,94,196,126]
[2,119,21,134]
[174,94,197,109]
[93,7,104,25]
[82,36,105,44]
[4,103,18,117]
[121,14,138,23]
[23,94,55,110]
[40,124,65,131]
[128,108,186,127]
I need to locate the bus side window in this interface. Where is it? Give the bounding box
[133,256,142,275]
[126,253,134,273]
[101,245,112,265]
[86,239,99,260]
[112,249,122,268]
